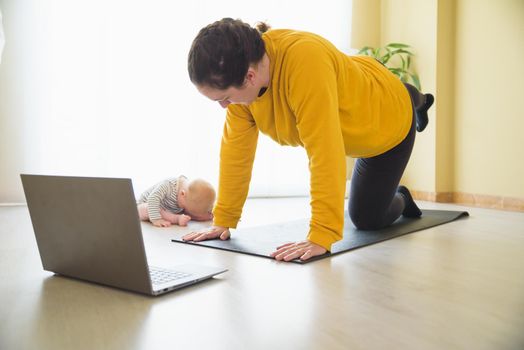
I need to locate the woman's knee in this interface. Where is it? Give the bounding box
[348,208,384,230]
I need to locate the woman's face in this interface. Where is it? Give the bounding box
[196,65,265,108]
[197,82,259,108]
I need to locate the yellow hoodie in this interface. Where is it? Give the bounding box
[212,29,413,251]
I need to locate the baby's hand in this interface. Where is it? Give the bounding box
[152,219,172,227]
[177,214,191,226]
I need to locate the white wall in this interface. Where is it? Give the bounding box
[0,0,352,203]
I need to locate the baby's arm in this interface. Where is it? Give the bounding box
[138,203,172,227]
[139,204,190,226]
[145,181,174,227]
[137,203,149,221]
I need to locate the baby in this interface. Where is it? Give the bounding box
[137,175,215,227]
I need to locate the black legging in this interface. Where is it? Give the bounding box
[348,83,421,230]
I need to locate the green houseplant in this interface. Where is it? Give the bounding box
[358,43,421,90]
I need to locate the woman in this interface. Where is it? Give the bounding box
[182,18,434,262]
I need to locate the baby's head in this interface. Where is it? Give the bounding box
[179,178,216,221]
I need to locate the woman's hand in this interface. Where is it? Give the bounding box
[182,226,230,242]
[270,240,327,262]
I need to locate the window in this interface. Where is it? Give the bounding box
[0,0,352,200]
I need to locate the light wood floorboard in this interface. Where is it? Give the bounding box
[1,198,523,350]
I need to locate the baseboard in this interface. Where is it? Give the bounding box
[411,190,524,212]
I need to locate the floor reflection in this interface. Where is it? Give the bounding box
[23,276,154,349]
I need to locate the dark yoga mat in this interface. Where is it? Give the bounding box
[171,209,469,264]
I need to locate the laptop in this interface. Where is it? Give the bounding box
[20,174,227,296]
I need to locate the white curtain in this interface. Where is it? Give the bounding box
[0,8,4,63]
[0,0,352,202]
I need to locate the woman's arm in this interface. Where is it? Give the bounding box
[286,40,348,252]
[213,105,259,229]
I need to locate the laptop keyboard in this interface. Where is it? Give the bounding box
[149,266,192,285]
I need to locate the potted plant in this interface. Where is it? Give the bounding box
[358,43,421,90]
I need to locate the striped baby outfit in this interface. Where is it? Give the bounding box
[137,175,186,221]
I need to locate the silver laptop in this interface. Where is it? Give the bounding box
[20,174,227,296]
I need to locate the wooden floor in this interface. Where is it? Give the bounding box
[1,198,523,350]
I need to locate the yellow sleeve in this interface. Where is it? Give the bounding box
[213,105,259,229]
[286,41,347,251]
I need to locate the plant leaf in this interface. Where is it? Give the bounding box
[387,43,410,49]
[360,42,422,90]
[358,46,374,55]
[393,49,414,56]
[400,55,406,70]
[382,52,392,64]
[389,68,404,78]
[410,74,421,90]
